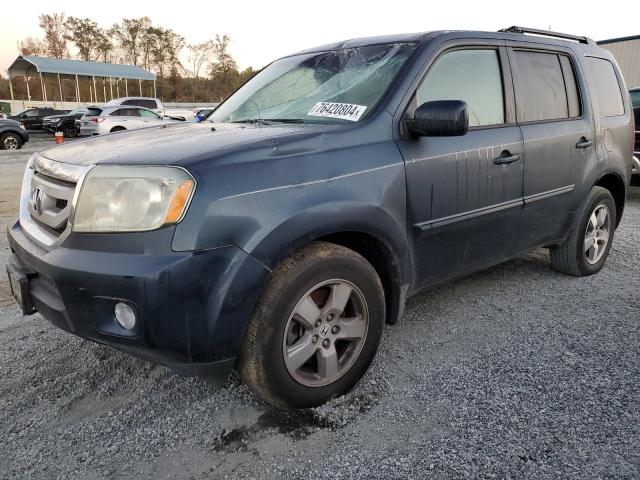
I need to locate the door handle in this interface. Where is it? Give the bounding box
[576,137,593,149]
[494,151,521,165]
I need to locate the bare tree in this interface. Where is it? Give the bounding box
[17,37,46,56]
[39,13,68,58]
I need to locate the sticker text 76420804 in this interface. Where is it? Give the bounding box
[307,102,367,122]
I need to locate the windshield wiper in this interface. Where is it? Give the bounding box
[232,118,305,125]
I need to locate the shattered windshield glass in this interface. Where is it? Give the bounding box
[209,42,417,125]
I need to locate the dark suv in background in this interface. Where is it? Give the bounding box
[7,27,633,409]
[42,107,89,138]
[9,107,69,130]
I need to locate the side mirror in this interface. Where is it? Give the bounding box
[407,100,469,137]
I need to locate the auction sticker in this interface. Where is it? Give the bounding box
[307,102,367,122]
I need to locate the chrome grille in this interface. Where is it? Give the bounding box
[19,154,91,250]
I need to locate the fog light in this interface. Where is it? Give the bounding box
[114,302,136,330]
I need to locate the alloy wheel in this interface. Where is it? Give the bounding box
[282,279,369,387]
[584,203,611,265]
[3,136,19,150]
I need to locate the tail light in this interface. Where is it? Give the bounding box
[90,117,105,123]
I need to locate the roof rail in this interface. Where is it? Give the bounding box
[498,26,595,45]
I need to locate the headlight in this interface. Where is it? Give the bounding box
[72,166,195,233]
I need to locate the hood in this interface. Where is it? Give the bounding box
[0,118,21,127]
[43,114,71,121]
[39,121,338,167]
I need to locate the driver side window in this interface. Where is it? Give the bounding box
[416,49,505,127]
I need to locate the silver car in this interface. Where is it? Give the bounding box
[78,106,182,136]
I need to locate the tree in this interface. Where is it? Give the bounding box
[209,34,237,76]
[39,13,68,58]
[17,37,46,56]
[109,17,152,66]
[64,17,110,61]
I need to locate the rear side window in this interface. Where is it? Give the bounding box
[584,57,624,117]
[512,51,570,122]
[416,49,505,127]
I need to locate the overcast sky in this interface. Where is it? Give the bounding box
[1,0,636,74]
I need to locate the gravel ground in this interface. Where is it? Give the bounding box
[0,134,639,479]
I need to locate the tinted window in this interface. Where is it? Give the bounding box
[123,99,157,109]
[513,51,568,122]
[110,108,139,117]
[631,90,640,109]
[585,57,624,117]
[85,108,103,116]
[416,49,504,127]
[138,109,160,118]
[23,110,40,117]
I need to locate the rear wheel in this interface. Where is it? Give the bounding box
[239,242,385,409]
[110,126,126,133]
[550,186,616,276]
[0,132,22,150]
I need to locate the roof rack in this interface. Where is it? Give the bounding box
[498,26,595,45]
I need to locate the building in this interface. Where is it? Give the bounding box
[7,55,156,104]
[598,35,640,89]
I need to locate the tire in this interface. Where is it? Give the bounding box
[0,132,23,150]
[550,186,616,276]
[239,241,385,409]
[62,124,77,138]
[110,126,126,133]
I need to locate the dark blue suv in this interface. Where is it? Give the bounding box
[7,27,634,408]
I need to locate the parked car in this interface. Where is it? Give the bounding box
[103,97,165,116]
[78,106,183,136]
[42,107,91,138]
[7,27,633,409]
[0,119,29,150]
[9,107,69,130]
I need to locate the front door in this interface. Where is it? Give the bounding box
[396,44,524,288]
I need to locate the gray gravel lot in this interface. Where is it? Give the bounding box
[0,133,639,479]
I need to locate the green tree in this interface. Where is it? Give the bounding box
[109,17,151,66]
[64,17,110,61]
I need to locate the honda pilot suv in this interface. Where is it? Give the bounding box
[7,27,633,409]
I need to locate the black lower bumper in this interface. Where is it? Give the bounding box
[7,220,269,382]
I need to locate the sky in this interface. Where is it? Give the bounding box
[1,0,636,74]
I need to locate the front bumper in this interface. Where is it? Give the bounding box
[42,124,59,134]
[7,220,269,383]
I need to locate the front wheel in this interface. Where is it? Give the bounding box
[62,124,77,138]
[550,186,616,276]
[239,242,385,409]
[0,132,22,150]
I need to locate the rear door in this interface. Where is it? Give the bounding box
[397,42,524,287]
[110,108,141,128]
[507,45,596,251]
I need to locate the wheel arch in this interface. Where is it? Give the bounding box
[247,205,411,325]
[594,170,627,226]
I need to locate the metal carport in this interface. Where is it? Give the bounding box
[7,56,157,103]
